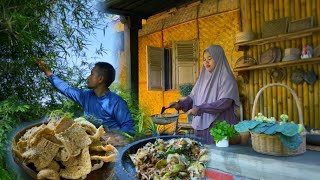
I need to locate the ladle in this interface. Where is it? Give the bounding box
[160,106,168,114]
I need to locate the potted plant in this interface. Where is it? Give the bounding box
[179,83,193,123]
[210,120,239,147]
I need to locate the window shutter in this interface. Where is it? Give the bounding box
[173,41,198,89]
[147,46,164,90]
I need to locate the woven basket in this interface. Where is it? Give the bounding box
[251,83,306,156]
[288,16,313,33]
[235,31,255,43]
[262,17,288,38]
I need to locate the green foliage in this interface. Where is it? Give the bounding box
[110,83,150,139]
[210,120,238,142]
[179,83,193,97]
[0,166,11,180]
[0,96,32,178]
[0,0,114,108]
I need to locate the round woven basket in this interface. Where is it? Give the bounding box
[235,31,255,43]
[251,83,306,156]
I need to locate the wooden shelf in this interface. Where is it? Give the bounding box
[235,27,320,47]
[233,57,320,72]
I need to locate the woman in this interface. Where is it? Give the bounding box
[169,45,240,144]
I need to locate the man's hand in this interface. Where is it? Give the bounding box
[187,107,199,116]
[36,60,53,77]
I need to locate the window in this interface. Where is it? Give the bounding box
[147,40,198,91]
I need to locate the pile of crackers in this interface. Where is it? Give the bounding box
[13,115,117,180]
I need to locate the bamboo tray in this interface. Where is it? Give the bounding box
[251,83,306,156]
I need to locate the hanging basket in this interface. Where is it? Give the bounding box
[251,83,306,156]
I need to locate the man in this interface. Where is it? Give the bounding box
[37,61,135,135]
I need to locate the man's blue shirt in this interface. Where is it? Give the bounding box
[48,74,135,135]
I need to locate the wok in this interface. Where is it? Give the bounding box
[114,134,205,180]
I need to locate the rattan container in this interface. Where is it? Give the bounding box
[282,48,301,61]
[235,31,255,43]
[251,83,306,156]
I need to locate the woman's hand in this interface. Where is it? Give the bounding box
[168,102,181,110]
[187,107,200,116]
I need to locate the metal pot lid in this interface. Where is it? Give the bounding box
[290,69,304,84]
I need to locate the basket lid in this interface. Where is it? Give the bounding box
[291,69,305,84]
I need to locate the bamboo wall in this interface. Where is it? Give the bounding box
[242,0,320,128]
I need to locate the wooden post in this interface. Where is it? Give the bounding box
[123,16,141,104]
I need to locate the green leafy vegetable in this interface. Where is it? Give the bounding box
[210,120,239,142]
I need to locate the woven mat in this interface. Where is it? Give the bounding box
[307,145,320,152]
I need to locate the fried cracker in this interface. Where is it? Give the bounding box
[60,147,92,179]
[55,123,91,159]
[22,137,60,171]
[37,169,60,180]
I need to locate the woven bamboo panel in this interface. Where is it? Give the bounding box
[162,21,197,47]
[118,51,127,87]
[138,19,164,37]
[163,6,197,29]
[198,0,239,18]
[198,10,241,70]
[138,32,164,117]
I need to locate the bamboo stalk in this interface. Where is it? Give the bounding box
[308,65,314,127]
[268,0,276,118]
[287,67,293,122]
[249,71,254,117]
[254,70,259,113]
[318,0,320,46]
[259,0,264,39]
[297,75,304,124]
[247,0,252,31]
[311,0,317,47]
[272,75,278,118]
[284,0,290,17]
[266,69,272,117]
[268,0,274,20]
[306,0,312,17]
[316,65,320,128]
[282,68,288,115]
[274,0,279,19]
[292,66,299,123]
[302,65,309,126]
[294,0,301,20]
[279,0,284,18]
[255,0,261,38]
[258,69,264,114]
[263,70,268,116]
[264,0,269,21]
[301,0,306,18]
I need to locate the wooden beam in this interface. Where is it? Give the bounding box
[123,16,141,104]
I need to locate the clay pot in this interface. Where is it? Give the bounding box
[239,132,250,144]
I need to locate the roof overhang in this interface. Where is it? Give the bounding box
[100,0,197,19]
